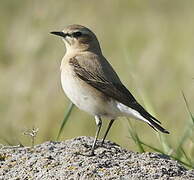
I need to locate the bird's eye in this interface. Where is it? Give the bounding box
[71,31,82,38]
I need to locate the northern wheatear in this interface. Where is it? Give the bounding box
[51,24,169,155]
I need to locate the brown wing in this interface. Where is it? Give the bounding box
[69,55,162,124]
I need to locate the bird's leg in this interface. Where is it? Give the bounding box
[101,119,115,146]
[91,116,102,155]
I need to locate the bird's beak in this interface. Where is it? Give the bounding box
[50,31,67,38]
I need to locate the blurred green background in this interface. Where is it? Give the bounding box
[0,0,194,154]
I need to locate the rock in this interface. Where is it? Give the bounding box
[0,136,193,180]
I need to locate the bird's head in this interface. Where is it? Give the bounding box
[51,24,102,54]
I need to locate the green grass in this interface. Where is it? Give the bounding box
[57,102,74,140]
[127,92,194,168]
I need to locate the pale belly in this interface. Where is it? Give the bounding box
[60,67,121,119]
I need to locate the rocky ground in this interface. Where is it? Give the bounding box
[0,136,194,180]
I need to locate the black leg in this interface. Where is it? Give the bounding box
[91,116,102,155]
[101,119,115,146]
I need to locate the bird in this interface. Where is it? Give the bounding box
[50,24,169,155]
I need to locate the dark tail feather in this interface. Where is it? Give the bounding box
[147,119,169,134]
[133,103,162,124]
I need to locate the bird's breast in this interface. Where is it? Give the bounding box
[60,64,121,119]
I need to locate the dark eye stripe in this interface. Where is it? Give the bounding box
[71,31,82,38]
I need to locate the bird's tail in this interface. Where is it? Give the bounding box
[117,102,169,134]
[146,118,169,134]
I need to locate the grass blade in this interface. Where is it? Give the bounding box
[57,102,74,140]
[174,92,194,159]
[139,140,164,154]
[156,132,171,154]
[139,140,193,168]
[127,118,145,153]
[182,91,194,124]
[180,147,193,166]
